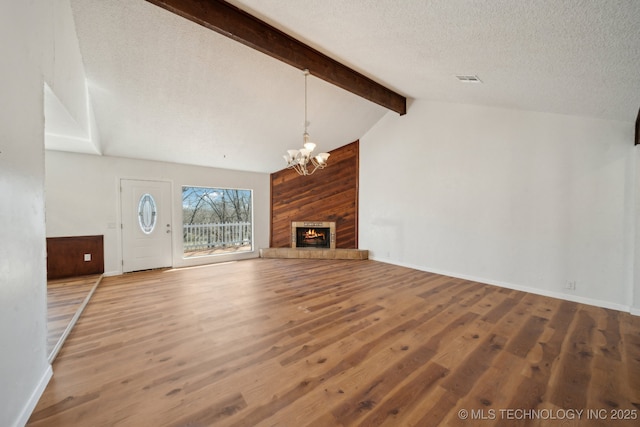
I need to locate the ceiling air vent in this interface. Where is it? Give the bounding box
[455,75,482,83]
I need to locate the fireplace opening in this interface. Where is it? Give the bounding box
[297,227,330,248]
[291,221,336,249]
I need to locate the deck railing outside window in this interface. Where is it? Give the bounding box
[183,222,252,251]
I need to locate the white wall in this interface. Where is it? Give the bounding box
[44,0,100,155]
[45,151,270,275]
[0,2,53,427]
[633,147,640,315]
[360,100,635,312]
[44,0,91,136]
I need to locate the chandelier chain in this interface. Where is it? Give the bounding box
[304,69,308,134]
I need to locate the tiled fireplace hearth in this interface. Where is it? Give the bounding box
[259,247,368,260]
[260,220,368,260]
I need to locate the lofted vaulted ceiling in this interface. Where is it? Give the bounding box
[59,0,640,173]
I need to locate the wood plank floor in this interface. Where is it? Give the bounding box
[47,274,102,358]
[29,259,640,426]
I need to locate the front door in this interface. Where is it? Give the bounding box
[121,179,172,272]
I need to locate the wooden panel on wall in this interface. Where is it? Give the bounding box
[271,141,359,249]
[47,235,104,280]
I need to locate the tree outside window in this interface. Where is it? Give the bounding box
[182,186,252,257]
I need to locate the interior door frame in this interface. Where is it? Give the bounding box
[119,177,174,273]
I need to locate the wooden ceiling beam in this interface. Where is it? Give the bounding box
[145,0,407,115]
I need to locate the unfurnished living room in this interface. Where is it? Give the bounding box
[2,1,640,426]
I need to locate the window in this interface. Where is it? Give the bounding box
[182,186,253,257]
[137,193,157,234]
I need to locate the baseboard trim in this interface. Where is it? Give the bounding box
[13,364,52,427]
[370,256,633,314]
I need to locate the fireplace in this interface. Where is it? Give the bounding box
[291,221,336,249]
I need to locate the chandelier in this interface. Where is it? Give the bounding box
[283,69,330,175]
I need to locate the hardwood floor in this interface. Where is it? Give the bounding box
[29,259,640,426]
[46,274,102,361]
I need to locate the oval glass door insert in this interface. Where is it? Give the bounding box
[138,193,157,234]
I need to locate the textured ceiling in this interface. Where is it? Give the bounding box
[64,0,640,173]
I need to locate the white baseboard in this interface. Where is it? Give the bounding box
[370,256,633,315]
[103,270,121,277]
[13,364,52,427]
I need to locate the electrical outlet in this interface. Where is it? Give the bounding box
[84,253,91,262]
[564,280,576,291]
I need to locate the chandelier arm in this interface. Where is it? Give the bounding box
[310,157,327,170]
[294,163,305,176]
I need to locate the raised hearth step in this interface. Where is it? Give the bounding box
[259,248,368,260]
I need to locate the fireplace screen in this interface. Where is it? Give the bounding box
[291,221,336,249]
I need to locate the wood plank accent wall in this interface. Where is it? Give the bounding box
[47,235,104,279]
[270,141,359,249]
